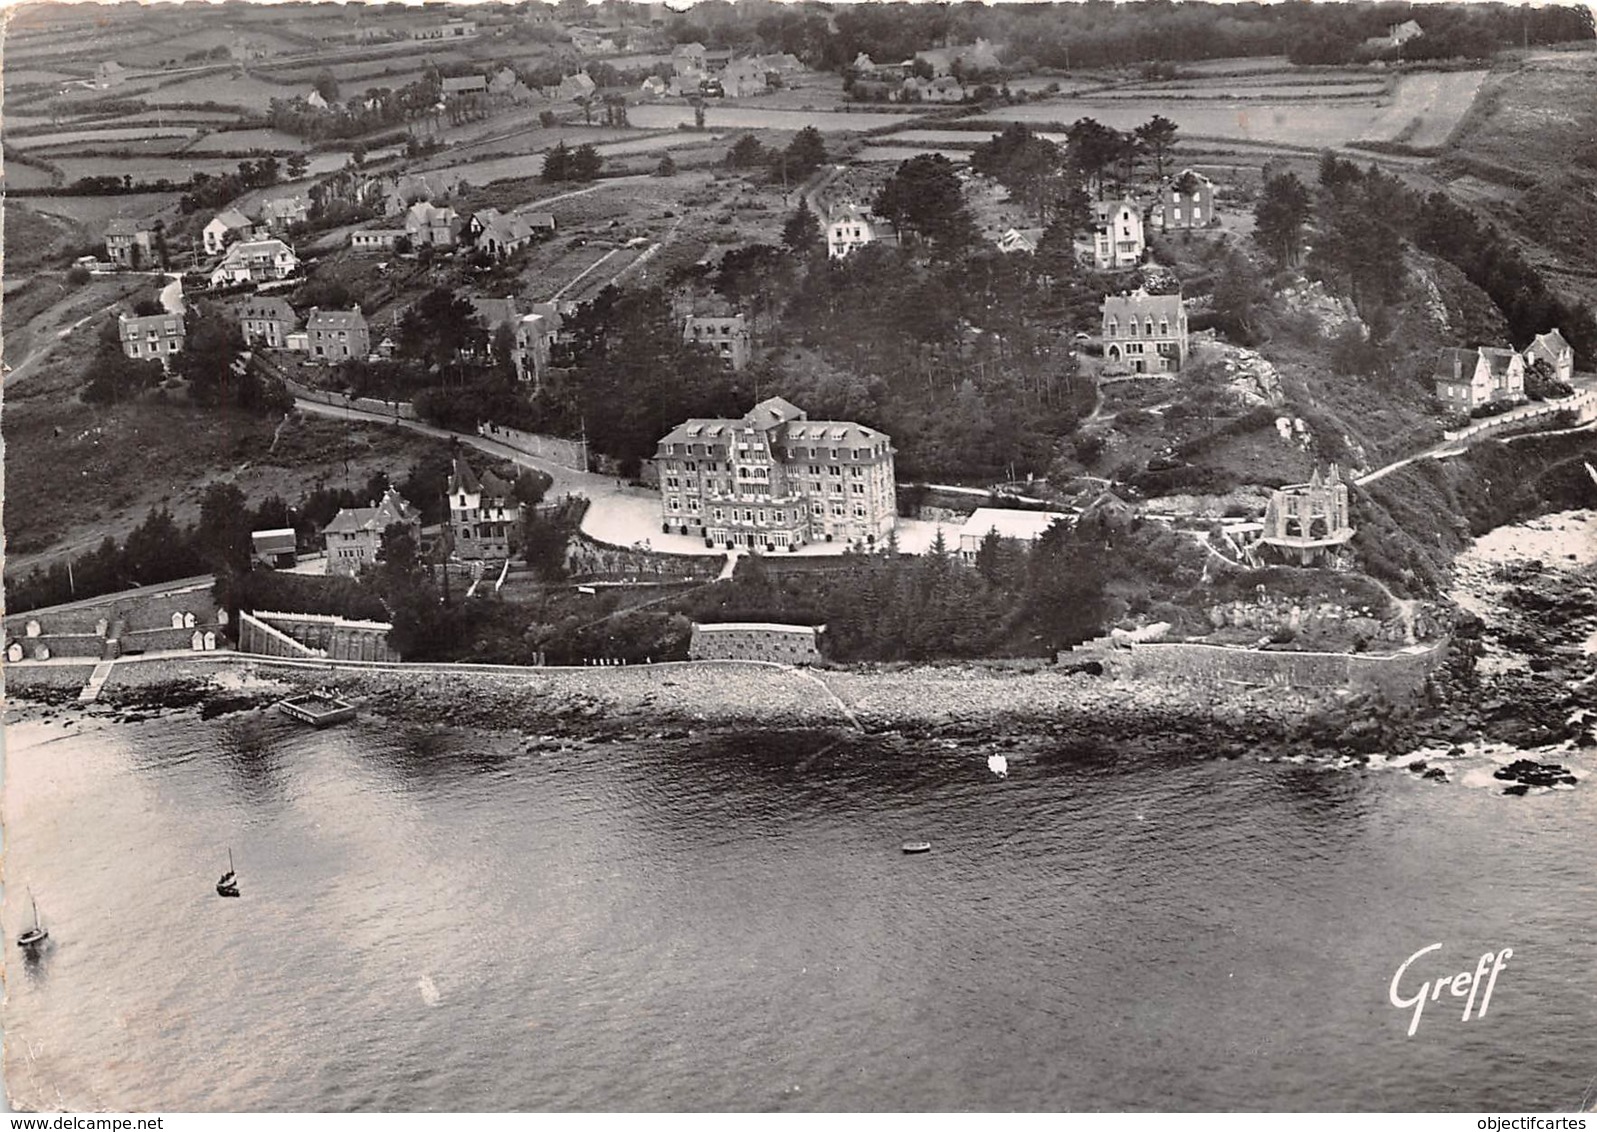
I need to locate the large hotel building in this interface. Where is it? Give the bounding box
[655,397,897,551]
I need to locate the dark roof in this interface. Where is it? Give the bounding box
[1433,347,1478,383]
[241,297,295,323]
[449,455,482,495]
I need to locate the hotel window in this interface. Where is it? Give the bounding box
[852,483,864,494]
[713,508,724,521]
[829,466,841,477]
[832,504,844,516]
[853,505,866,518]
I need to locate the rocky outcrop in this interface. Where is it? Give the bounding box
[1279,278,1366,338]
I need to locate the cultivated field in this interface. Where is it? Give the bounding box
[853,145,973,164]
[5,164,61,191]
[629,103,922,132]
[24,192,185,233]
[978,74,1483,151]
[47,154,258,184]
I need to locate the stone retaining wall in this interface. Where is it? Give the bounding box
[1063,639,1446,695]
[477,422,586,472]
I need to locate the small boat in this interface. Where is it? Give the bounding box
[17,890,48,951]
[216,847,240,898]
[901,841,932,855]
[988,753,1009,778]
[279,690,357,728]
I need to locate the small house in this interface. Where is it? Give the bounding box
[239,296,296,348]
[203,208,258,256]
[1524,329,1575,384]
[1434,346,1526,410]
[251,529,298,570]
[306,308,371,362]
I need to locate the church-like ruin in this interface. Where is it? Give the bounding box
[1258,465,1356,566]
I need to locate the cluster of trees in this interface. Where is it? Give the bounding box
[178,157,282,214]
[173,303,295,415]
[723,126,829,184]
[666,1,1590,73]
[541,141,604,183]
[1254,154,1597,359]
[266,69,450,141]
[7,484,290,614]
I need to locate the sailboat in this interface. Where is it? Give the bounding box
[988,753,1009,779]
[216,848,240,898]
[17,889,48,951]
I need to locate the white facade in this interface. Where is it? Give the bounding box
[1093,199,1144,269]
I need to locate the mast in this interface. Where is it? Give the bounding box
[228,847,235,875]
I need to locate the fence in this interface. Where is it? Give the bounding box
[1442,389,1597,443]
[238,609,398,662]
[476,422,587,471]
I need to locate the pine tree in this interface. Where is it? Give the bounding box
[781,200,822,257]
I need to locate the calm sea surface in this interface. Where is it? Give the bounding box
[4,709,1595,1111]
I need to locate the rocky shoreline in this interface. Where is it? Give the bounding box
[6,514,1592,792]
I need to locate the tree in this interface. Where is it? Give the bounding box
[199,482,254,578]
[655,152,677,177]
[971,123,1067,223]
[543,140,571,182]
[872,153,976,257]
[83,320,164,404]
[569,143,603,182]
[172,302,247,406]
[726,133,767,169]
[286,152,310,180]
[784,125,828,175]
[1210,249,1271,346]
[1064,117,1123,198]
[397,288,487,380]
[313,70,340,104]
[1254,171,1313,267]
[1134,114,1179,181]
[781,199,822,257]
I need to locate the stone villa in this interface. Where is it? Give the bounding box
[448,454,520,561]
[1101,289,1189,374]
[323,487,422,577]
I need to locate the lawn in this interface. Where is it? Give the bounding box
[2,206,80,274]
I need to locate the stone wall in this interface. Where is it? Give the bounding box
[1205,594,1435,646]
[477,422,586,471]
[279,375,418,421]
[567,531,724,583]
[5,584,225,661]
[1062,639,1445,695]
[689,623,823,664]
[241,610,399,662]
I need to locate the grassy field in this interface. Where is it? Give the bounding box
[184,128,314,153]
[9,126,199,149]
[1,207,81,274]
[47,154,253,183]
[25,192,185,234]
[5,164,60,190]
[146,70,295,107]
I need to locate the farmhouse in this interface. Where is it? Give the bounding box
[1388,19,1425,46]
[555,71,598,102]
[827,203,891,259]
[405,201,462,248]
[1524,328,1575,384]
[104,218,154,268]
[1153,170,1216,231]
[957,508,1068,562]
[720,58,769,98]
[239,296,296,348]
[489,68,538,104]
[442,74,489,105]
[570,27,617,54]
[689,623,824,664]
[641,75,669,97]
[305,308,371,362]
[683,314,751,371]
[258,196,309,230]
[118,311,184,362]
[448,455,520,562]
[203,208,258,256]
[209,239,299,286]
[324,487,422,577]
[1433,346,1525,410]
[1101,288,1189,374]
[467,209,539,258]
[1092,198,1145,269]
[655,396,897,551]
